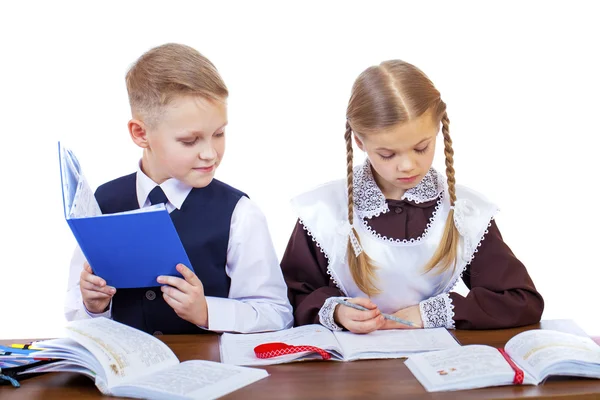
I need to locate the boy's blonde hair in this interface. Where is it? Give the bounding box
[345,60,457,296]
[125,43,228,126]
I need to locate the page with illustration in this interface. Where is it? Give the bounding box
[505,330,600,382]
[404,345,537,392]
[334,327,460,361]
[113,360,269,400]
[64,318,179,389]
[220,324,341,365]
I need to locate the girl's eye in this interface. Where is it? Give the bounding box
[415,145,429,154]
[214,131,225,138]
[379,153,394,160]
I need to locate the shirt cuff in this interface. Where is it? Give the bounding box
[318,297,349,331]
[204,296,239,332]
[419,293,455,329]
[83,300,112,319]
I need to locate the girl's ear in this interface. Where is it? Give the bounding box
[353,133,366,152]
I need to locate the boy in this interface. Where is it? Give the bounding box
[64,43,293,334]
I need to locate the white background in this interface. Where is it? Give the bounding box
[1,1,598,339]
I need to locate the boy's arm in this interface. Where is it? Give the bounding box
[203,197,293,333]
[64,245,112,321]
[419,220,544,329]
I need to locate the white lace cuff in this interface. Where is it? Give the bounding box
[419,293,455,329]
[318,297,349,331]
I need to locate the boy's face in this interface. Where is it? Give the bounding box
[138,95,227,188]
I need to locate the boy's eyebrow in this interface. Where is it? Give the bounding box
[181,122,229,136]
[375,137,433,151]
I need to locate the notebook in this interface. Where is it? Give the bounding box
[58,141,192,288]
[220,324,460,365]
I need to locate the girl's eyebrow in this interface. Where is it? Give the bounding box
[375,137,432,151]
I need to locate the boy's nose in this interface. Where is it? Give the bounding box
[198,146,217,160]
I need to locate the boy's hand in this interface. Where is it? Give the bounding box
[80,262,116,314]
[157,264,208,327]
[380,305,423,330]
[333,297,385,334]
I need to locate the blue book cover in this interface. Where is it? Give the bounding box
[58,142,192,288]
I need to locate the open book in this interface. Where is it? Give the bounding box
[405,329,600,392]
[58,141,192,288]
[20,318,267,399]
[220,324,459,365]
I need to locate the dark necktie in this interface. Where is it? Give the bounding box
[148,186,168,206]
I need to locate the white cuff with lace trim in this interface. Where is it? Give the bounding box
[419,293,455,329]
[318,297,349,331]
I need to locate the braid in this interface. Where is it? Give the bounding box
[345,121,354,222]
[345,121,380,296]
[441,113,456,205]
[422,111,460,278]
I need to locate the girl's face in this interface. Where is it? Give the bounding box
[354,110,440,200]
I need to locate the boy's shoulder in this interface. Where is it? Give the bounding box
[94,173,137,213]
[95,173,137,200]
[206,178,248,199]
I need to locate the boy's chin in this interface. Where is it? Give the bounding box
[189,176,215,188]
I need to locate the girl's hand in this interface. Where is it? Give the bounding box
[334,297,385,334]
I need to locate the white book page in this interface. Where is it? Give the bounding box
[34,338,104,378]
[220,324,341,365]
[70,176,102,218]
[334,328,460,361]
[114,360,268,400]
[405,345,523,392]
[60,144,102,219]
[65,318,179,389]
[506,330,600,381]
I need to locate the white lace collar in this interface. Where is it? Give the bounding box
[353,159,445,219]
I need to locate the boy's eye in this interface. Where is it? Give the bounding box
[415,145,429,154]
[378,153,395,160]
[181,138,198,146]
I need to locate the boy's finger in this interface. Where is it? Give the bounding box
[83,262,93,274]
[176,264,202,286]
[85,291,113,300]
[81,281,115,295]
[156,275,187,290]
[163,292,182,310]
[160,285,186,303]
[83,273,106,288]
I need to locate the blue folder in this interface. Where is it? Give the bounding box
[58,142,192,288]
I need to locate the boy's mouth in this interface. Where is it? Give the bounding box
[194,165,215,173]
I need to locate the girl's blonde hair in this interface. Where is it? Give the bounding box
[345,60,457,296]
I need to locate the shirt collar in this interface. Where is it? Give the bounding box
[135,161,193,210]
[353,158,445,218]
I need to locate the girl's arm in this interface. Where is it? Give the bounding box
[420,220,544,329]
[281,220,345,326]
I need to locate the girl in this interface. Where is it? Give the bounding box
[281,60,543,333]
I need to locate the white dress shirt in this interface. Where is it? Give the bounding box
[64,165,293,333]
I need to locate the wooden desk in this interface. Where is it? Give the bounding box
[1,320,599,399]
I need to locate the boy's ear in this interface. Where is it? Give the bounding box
[128,119,150,149]
[353,133,365,152]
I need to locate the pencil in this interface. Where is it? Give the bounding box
[332,298,418,327]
